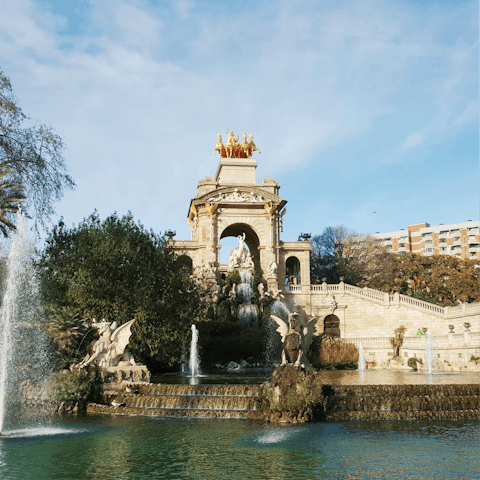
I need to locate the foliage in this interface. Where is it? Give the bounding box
[0,69,75,232]
[407,357,422,371]
[389,254,480,306]
[52,370,97,409]
[265,372,324,414]
[42,305,93,369]
[37,211,204,371]
[0,167,25,236]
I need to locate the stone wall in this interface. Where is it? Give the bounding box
[286,282,480,370]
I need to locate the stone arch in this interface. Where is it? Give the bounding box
[217,216,265,243]
[286,256,301,285]
[177,254,193,271]
[219,223,261,272]
[324,314,340,337]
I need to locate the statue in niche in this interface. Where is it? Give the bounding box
[228,232,255,272]
[268,261,277,278]
[270,313,320,368]
[74,319,137,369]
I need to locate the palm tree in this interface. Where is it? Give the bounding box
[0,168,25,236]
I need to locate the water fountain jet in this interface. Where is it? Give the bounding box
[0,211,52,434]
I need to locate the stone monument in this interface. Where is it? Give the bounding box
[74,319,150,383]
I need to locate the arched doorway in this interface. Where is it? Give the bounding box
[219,224,261,272]
[286,256,301,285]
[177,255,193,271]
[324,314,340,337]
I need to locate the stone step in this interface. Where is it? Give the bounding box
[87,403,263,419]
[103,392,266,411]
[133,384,264,397]
[325,395,480,412]
[326,409,480,420]
[323,384,480,397]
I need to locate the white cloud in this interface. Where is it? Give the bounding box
[0,0,477,237]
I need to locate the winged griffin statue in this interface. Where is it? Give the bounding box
[74,319,137,369]
[270,312,320,369]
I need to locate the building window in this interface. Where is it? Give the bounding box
[425,240,432,245]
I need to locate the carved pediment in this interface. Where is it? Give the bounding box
[193,187,284,206]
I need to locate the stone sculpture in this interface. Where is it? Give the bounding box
[270,313,320,368]
[206,260,217,277]
[268,261,277,278]
[258,283,266,300]
[74,319,137,369]
[228,232,255,272]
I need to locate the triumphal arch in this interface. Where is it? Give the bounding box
[173,131,311,291]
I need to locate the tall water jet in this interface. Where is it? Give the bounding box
[189,324,201,380]
[0,212,51,434]
[358,343,366,372]
[426,331,434,374]
[237,270,258,328]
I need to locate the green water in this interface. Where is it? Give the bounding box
[1,415,478,479]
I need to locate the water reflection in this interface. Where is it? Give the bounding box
[154,369,479,386]
[0,416,477,480]
[320,370,480,385]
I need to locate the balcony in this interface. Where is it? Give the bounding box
[468,237,478,244]
[398,246,407,252]
[439,232,449,239]
[423,249,433,256]
[454,240,462,246]
[382,240,393,246]
[469,245,480,253]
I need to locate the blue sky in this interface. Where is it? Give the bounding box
[0,0,478,251]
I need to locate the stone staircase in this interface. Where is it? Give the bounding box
[87,383,266,419]
[322,384,480,420]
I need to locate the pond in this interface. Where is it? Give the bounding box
[1,414,478,479]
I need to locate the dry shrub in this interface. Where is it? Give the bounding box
[320,336,358,365]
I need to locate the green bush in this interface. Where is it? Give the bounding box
[407,357,422,370]
[52,370,98,409]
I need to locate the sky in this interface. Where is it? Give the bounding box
[0,0,478,253]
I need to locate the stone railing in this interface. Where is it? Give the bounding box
[287,281,479,320]
[343,284,386,304]
[347,334,478,349]
[396,295,445,316]
[346,337,391,347]
[285,285,302,293]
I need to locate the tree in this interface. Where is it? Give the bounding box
[310,225,394,287]
[37,211,205,371]
[0,69,75,233]
[391,254,480,306]
[0,167,25,236]
[310,225,358,283]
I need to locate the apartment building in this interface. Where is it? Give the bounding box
[374,221,480,260]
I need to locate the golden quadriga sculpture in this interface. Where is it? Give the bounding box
[214,131,260,158]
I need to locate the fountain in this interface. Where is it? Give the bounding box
[189,324,201,382]
[358,343,366,372]
[237,269,259,328]
[0,211,51,434]
[426,330,434,374]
